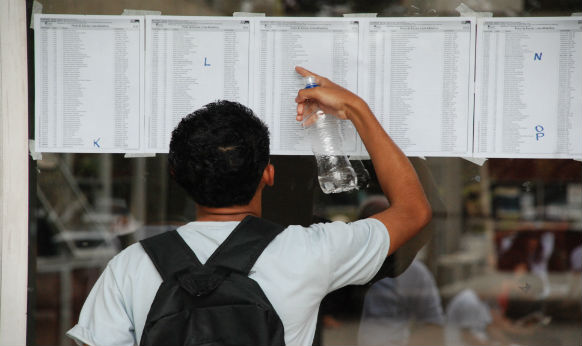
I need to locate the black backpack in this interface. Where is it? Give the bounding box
[139,216,286,346]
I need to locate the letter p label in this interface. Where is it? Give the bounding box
[535,125,544,141]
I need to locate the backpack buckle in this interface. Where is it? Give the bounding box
[176,267,227,297]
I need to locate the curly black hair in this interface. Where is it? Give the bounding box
[168,100,270,207]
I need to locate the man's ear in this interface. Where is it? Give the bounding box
[262,163,275,187]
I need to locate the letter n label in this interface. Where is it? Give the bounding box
[534,52,542,61]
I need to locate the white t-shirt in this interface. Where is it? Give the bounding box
[67,218,390,346]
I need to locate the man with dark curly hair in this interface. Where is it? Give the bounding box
[67,67,431,346]
[168,100,272,211]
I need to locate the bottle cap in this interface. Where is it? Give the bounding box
[304,76,319,89]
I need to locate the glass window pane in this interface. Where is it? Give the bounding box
[28,1,582,345]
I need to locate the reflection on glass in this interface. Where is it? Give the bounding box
[359,260,445,346]
[357,196,444,346]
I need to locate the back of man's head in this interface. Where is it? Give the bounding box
[168,100,270,207]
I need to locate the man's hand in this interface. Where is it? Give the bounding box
[294,66,367,123]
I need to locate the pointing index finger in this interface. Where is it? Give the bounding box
[295,66,315,77]
[295,66,334,89]
[295,66,322,83]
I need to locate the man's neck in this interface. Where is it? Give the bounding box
[196,197,262,222]
[195,208,259,222]
[195,184,265,222]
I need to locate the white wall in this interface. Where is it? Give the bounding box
[0,0,30,344]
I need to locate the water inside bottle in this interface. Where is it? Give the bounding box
[316,154,358,194]
[309,114,344,155]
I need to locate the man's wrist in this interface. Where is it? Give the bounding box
[345,98,372,123]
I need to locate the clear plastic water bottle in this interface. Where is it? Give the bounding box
[301,76,358,194]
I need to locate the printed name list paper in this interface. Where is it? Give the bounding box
[252,18,360,155]
[361,18,476,157]
[145,17,251,153]
[474,18,582,159]
[34,15,144,153]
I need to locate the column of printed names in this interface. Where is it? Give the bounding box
[146,17,251,152]
[35,15,144,152]
[364,19,475,157]
[253,19,360,155]
[474,18,582,158]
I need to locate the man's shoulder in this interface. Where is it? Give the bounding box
[113,240,148,261]
[281,218,386,233]
[107,241,154,277]
[266,218,388,257]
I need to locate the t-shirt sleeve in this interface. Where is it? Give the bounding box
[320,218,390,292]
[66,264,136,346]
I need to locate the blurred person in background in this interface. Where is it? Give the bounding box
[358,196,445,346]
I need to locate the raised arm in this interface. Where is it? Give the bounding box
[295,66,431,256]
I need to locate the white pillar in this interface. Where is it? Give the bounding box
[0,0,30,344]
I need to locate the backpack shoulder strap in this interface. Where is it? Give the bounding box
[140,230,203,281]
[206,216,285,275]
